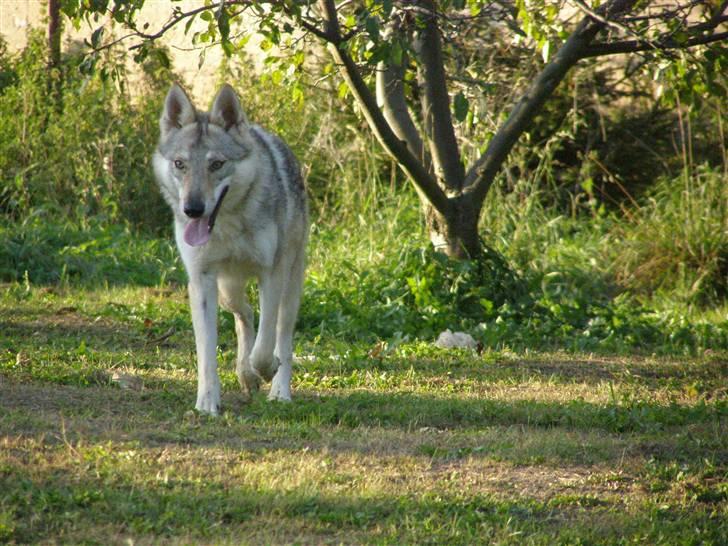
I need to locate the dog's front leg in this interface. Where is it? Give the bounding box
[249,269,283,383]
[188,273,221,415]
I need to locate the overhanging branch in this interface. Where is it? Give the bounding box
[319,0,450,215]
[581,29,728,58]
[463,0,638,205]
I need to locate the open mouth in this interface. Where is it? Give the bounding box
[183,185,229,247]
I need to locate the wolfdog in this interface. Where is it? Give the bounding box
[153,83,308,414]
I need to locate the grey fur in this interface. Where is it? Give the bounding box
[153,83,309,414]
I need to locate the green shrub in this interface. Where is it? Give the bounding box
[0,32,169,232]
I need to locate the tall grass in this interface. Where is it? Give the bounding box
[0,32,168,231]
[613,165,727,305]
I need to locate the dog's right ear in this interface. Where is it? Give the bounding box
[209,84,249,132]
[160,83,196,140]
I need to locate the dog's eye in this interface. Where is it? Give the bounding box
[174,159,185,170]
[210,160,225,172]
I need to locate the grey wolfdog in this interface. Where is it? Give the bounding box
[153,83,308,414]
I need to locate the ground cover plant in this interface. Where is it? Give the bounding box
[1,20,727,545]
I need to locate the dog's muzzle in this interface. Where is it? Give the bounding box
[182,185,229,247]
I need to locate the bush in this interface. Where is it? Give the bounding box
[0,32,170,232]
[0,214,183,286]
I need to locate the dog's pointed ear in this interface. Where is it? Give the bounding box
[160,83,196,140]
[210,84,249,131]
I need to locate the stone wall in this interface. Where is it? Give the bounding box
[0,0,266,103]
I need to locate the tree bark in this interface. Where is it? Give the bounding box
[376,54,432,175]
[412,0,465,192]
[48,0,62,70]
[425,196,482,259]
[48,0,62,110]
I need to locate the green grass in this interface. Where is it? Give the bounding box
[1,284,726,544]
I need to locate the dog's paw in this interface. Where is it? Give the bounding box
[195,396,220,416]
[239,367,262,394]
[254,355,280,383]
[267,367,292,402]
[267,386,292,402]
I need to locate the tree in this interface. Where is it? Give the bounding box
[63,0,728,257]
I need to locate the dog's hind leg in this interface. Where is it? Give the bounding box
[269,247,305,402]
[188,273,221,415]
[218,274,260,395]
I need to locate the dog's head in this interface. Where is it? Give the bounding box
[154,84,256,246]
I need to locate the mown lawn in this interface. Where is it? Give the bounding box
[1,284,726,544]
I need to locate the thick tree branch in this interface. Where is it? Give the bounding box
[318,0,450,215]
[376,59,433,176]
[579,0,727,57]
[375,17,431,175]
[463,0,638,205]
[581,28,728,58]
[412,0,465,191]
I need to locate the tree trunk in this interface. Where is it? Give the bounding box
[424,197,481,259]
[48,0,62,111]
[48,0,62,70]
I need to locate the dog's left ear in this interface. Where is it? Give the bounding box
[210,84,249,131]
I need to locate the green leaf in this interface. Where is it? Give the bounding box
[132,46,148,64]
[389,40,403,66]
[153,48,170,69]
[365,16,380,41]
[581,177,594,195]
[367,43,390,65]
[79,54,97,74]
[217,9,230,42]
[184,14,196,35]
[338,81,349,99]
[453,92,469,122]
[90,26,105,49]
[291,84,304,107]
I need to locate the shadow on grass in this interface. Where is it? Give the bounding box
[300,352,728,387]
[253,389,725,435]
[0,311,143,351]
[2,459,724,545]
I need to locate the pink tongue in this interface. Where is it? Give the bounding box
[183,218,210,246]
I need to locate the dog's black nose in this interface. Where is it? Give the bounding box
[184,201,205,218]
